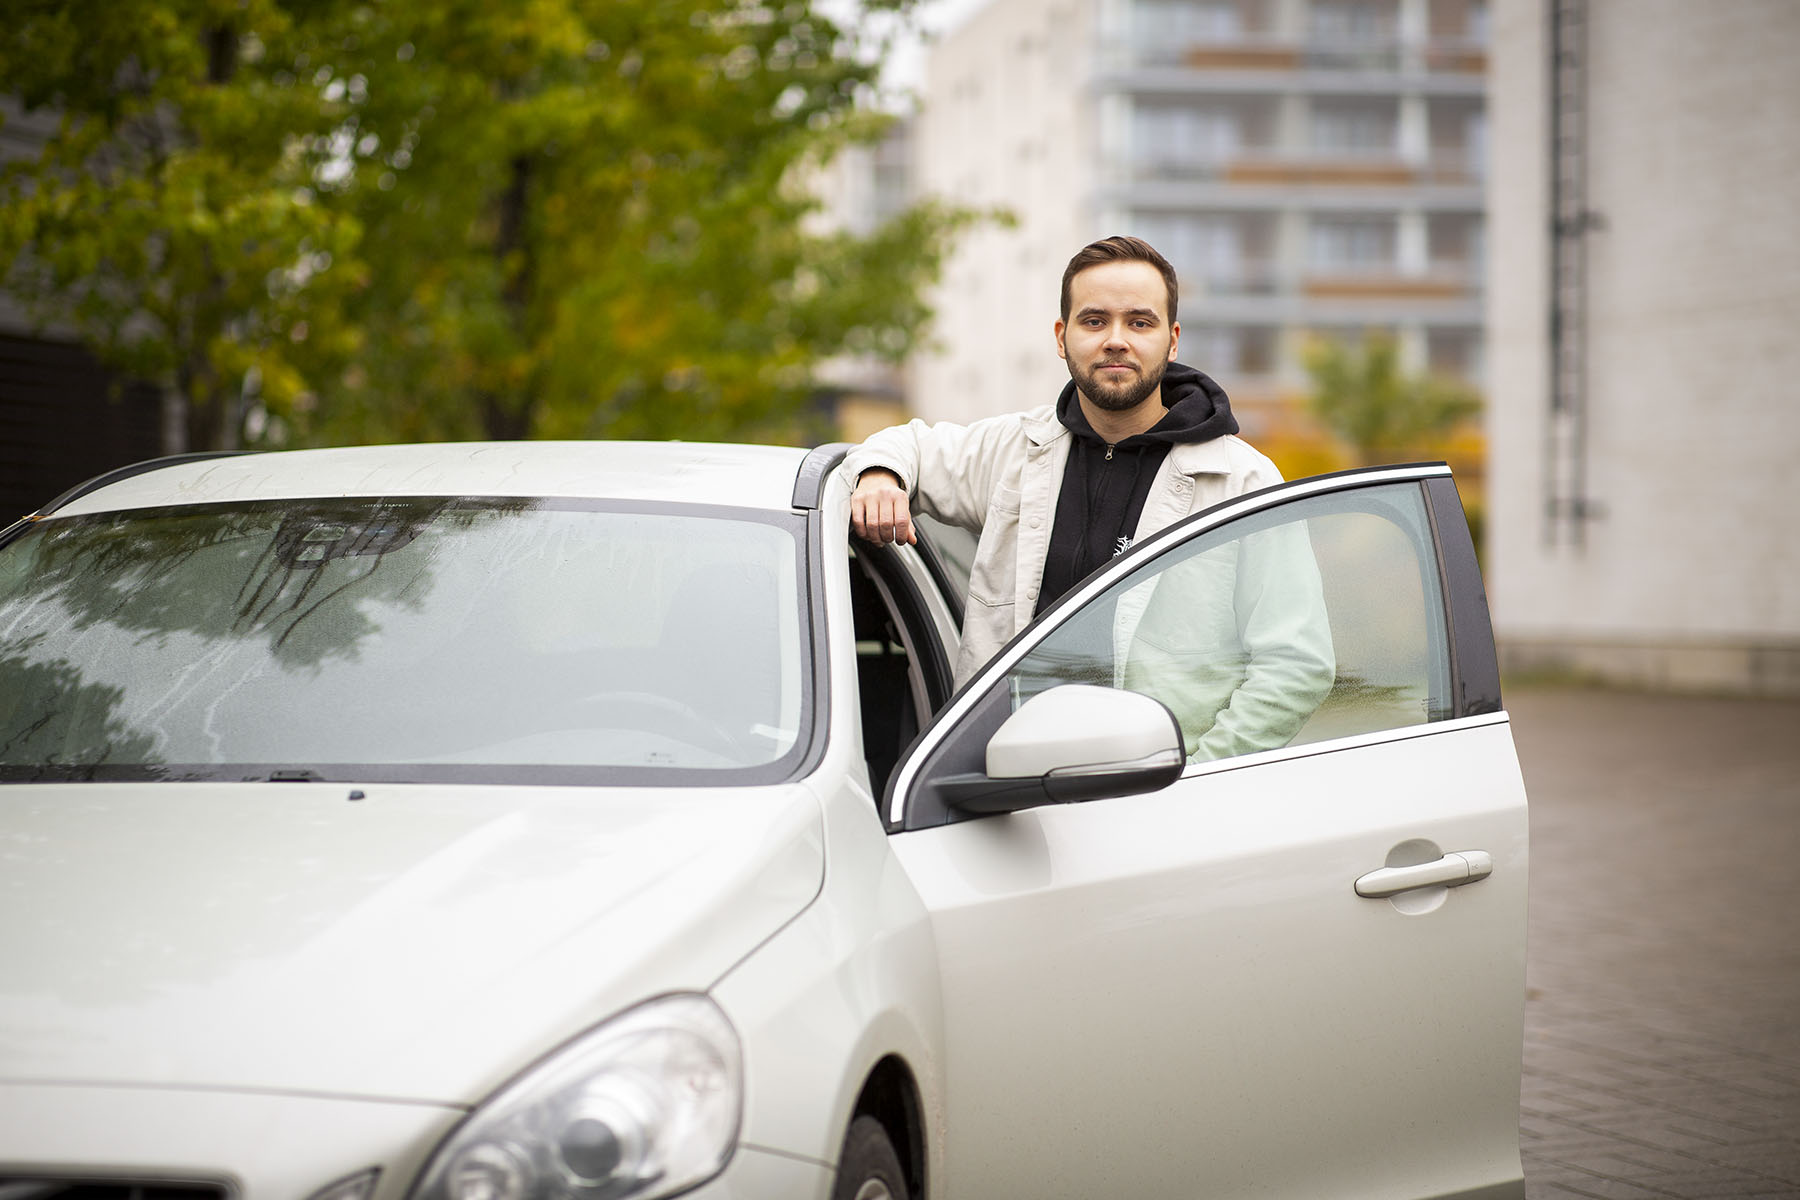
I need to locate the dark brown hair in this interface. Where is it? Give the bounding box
[1060,236,1179,324]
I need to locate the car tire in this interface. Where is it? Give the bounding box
[831,1115,908,1200]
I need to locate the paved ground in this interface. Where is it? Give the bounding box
[1505,685,1800,1198]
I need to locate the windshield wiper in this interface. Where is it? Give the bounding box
[267,768,325,782]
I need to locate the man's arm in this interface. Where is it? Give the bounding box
[1117,521,1335,762]
[840,413,1031,541]
[1190,524,1335,761]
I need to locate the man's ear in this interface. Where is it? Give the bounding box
[1054,319,1068,360]
[1167,320,1181,361]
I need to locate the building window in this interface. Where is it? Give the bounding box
[1428,0,1489,40]
[1427,213,1485,285]
[1309,0,1398,41]
[1428,99,1487,179]
[1309,215,1398,272]
[1427,327,1484,383]
[1310,98,1398,156]
[1134,0,1247,43]
[1133,103,1246,175]
[1185,325,1277,375]
[1136,213,1277,292]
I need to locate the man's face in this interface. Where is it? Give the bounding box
[1055,260,1181,413]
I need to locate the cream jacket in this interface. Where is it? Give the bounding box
[841,407,1336,759]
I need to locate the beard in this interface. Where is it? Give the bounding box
[1069,354,1168,412]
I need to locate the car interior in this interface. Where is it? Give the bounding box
[848,542,955,801]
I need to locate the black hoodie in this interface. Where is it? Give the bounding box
[1035,361,1238,614]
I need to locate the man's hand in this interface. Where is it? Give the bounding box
[850,468,916,545]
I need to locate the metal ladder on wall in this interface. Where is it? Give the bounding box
[1545,0,1604,548]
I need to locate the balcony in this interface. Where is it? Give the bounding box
[1130,148,1480,189]
[1422,37,1488,74]
[1099,35,1488,93]
[1301,259,1483,300]
[1424,147,1486,184]
[1180,260,1285,298]
[1122,33,1411,72]
[1170,258,1482,329]
[1225,153,1415,186]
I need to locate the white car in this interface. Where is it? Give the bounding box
[0,441,1528,1200]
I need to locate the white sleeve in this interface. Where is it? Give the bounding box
[839,413,1031,532]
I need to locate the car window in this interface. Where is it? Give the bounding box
[999,481,1451,763]
[849,548,928,799]
[912,512,974,622]
[0,498,809,785]
[847,540,957,800]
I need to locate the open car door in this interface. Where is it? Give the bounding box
[888,465,1528,1200]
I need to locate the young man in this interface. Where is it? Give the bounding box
[846,235,1286,668]
[844,234,1335,761]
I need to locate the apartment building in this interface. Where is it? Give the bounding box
[911,0,1488,430]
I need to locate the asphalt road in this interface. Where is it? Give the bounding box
[1505,684,1800,1198]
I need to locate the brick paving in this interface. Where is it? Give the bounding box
[1505,685,1800,1198]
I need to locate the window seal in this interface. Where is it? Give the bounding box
[1422,475,1502,715]
[911,529,967,633]
[793,443,851,510]
[886,463,1458,828]
[1,495,818,789]
[32,451,254,517]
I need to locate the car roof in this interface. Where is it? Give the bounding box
[39,441,821,518]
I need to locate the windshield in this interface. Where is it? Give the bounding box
[0,498,809,784]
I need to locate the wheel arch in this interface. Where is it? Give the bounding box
[849,1053,927,1200]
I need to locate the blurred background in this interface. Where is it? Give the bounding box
[3,0,1796,698]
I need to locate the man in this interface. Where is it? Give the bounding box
[843,235,1334,760]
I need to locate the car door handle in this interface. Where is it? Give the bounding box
[1354,850,1494,898]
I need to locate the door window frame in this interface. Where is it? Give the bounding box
[885,463,1501,831]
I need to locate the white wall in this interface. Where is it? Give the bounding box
[911,0,1103,422]
[1486,0,1800,693]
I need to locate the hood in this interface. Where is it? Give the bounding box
[0,780,823,1104]
[1057,361,1239,448]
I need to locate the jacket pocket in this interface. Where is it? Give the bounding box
[965,501,1020,607]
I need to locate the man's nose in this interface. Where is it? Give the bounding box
[1102,323,1129,349]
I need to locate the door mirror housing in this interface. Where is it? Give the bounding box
[938,685,1185,816]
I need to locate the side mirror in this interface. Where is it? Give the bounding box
[939,684,1186,816]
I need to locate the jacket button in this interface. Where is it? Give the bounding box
[1030,516,1041,528]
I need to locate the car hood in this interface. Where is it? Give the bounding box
[0,780,823,1104]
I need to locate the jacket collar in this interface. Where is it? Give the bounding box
[1169,436,1237,476]
[1023,408,1068,448]
[1028,405,1234,471]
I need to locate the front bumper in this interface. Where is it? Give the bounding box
[0,1083,831,1200]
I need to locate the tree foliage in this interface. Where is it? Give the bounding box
[0,0,365,450]
[1301,333,1482,463]
[1,0,971,450]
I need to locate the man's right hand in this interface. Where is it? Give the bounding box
[850,468,916,546]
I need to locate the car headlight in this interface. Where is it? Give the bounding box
[411,993,742,1200]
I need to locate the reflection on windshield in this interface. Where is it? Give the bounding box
[0,500,806,783]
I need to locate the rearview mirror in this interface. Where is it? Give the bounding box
[938,685,1185,816]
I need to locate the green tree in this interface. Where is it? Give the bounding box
[1301,332,1482,463]
[309,0,973,445]
[0,0,365,451]
[2,0,972,450]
